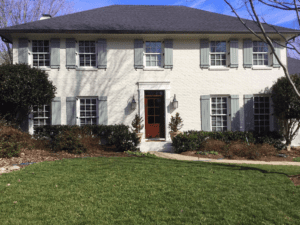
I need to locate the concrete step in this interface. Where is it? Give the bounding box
[139,141,174,153]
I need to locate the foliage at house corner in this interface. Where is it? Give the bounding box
[0,63,57,130]
[271,74,300,148]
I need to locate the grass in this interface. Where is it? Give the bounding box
[293,157,300,162]
[1,154,300,224]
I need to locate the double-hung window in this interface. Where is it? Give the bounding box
[253,41,268,66]
[144,41,163,68]
[210,41,226,66]
[32,40,50,67]
[254,96,270,132]
[211,96,230,131]
[32,104,51,130]
[78,41,96,67]
[79,98,98,126]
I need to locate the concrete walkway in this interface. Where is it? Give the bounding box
[147,151,300,166]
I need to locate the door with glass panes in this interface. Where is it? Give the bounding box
[144,91,165,138]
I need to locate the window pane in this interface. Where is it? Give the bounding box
[85,47,89,52]
[148,108,154,115]
[44,41,49,46]
[148,116,154,124]
[79,47,84,53]
[155,108,160,115]
[80,112,85,117]
[222,60,226,66]
[148,99,154,107]
[155,116,160,123]
[211,60,215,65]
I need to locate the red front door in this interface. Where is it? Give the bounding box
[145,91,165,138]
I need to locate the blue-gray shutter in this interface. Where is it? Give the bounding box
[231,95,240,131]
[201,95,211,131]
[134,39,143,69]
[272,40,281,68]
[98,96,108,125]
[51,97,61,125]
[200,39,209,68]
[66,38,76,69]
[243,39,252,68]
[50,39,60,69]
[244,95,254,131]
[164,39,173,69]
[66,97,76,125]
[230,39,238,68]
[97,39,107,69]
[18,38,28,64]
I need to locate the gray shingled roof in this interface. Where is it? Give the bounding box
[288,57,300,76]
[0,5,299,43]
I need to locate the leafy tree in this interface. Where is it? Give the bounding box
[271,74,300,150]
[0,63,57,130]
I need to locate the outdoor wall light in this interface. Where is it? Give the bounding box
[172,94,178,109]
[131,96,137,110]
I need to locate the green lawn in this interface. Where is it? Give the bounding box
[0,153,300,225]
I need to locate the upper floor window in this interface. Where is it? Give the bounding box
[32,104,51,130]
[211,96,229,131]
[144,41,162,67]
[32,40,50,67]
[79,41,96,67]
[253,41,268,66]
[254,96,270,132]
[79,98,98,125]
[210,41,226,66]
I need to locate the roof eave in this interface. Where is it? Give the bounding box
[1,30,299,43]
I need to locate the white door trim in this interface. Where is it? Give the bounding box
[137,81,171,142]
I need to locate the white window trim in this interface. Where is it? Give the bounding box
[252,41,270,68]
[143,41,164,69]
[29,39,51,69]
[76,96,99,126]
[76,40,98,69]
[210,95,231,131]
[209,41,227,68]
[28,104,51,136]
[253,95,271,132]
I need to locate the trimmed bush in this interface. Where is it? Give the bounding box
[50,129,87,154]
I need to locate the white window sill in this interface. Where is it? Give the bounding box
[252,67,272,70]
[143,67,164,71]
[76,68,98,71]
[208,67,230,71]
[33,67,51,71]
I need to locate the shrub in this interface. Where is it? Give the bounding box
[169,112,184,132]
[0,139,22,158]
[50,129,87,154]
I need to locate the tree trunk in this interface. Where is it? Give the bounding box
[286,140,292,151]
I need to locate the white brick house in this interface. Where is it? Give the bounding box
[0,5,299,147]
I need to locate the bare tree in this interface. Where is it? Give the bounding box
[223,0,300,150]
[224,0,300,98]
[0,0,80,65]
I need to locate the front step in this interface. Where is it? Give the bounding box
[139,141,174,153]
